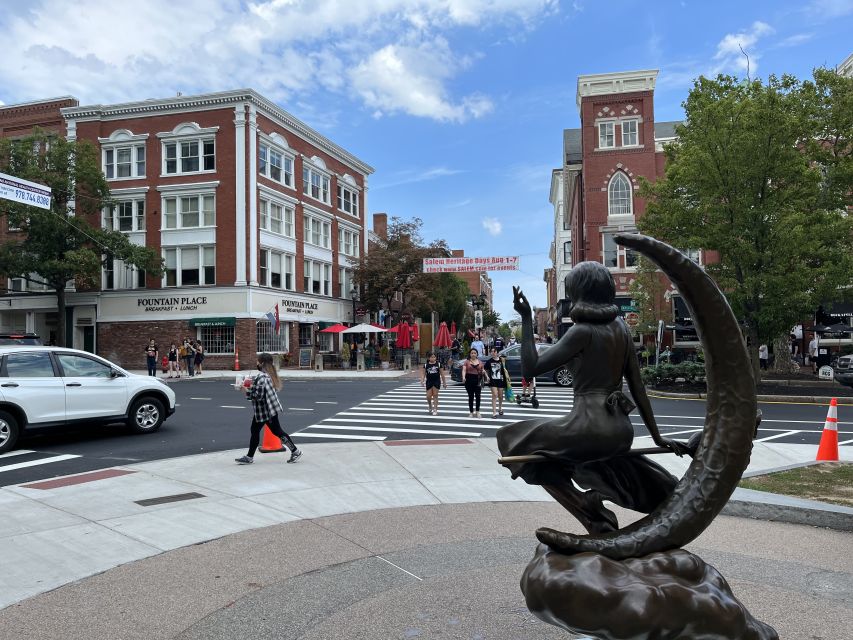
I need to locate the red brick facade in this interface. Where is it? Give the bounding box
[0,90,373,364]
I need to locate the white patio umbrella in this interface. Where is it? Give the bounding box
[341,323,387,334]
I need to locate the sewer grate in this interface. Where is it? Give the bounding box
[135,492,205,507]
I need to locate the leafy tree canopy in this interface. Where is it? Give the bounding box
[638,71,853,375]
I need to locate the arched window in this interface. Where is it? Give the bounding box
[608,173,632,216]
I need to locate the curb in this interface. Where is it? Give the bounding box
[723,489,853,532]
[646,388,853,405]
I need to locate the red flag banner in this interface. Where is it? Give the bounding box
[422,256,519,273]
[274,304,280,334]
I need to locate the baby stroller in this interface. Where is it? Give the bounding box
[515,376,539,409]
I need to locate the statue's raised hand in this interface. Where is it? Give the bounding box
[513,286,531,318]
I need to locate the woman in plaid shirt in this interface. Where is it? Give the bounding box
[235,353,302,464]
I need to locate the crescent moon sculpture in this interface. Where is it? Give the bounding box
[535,233,757,560]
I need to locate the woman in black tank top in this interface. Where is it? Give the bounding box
[421,352,446,415]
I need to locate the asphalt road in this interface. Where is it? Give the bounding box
[1,378,849,487]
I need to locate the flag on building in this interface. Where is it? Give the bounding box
[274,304,280,334]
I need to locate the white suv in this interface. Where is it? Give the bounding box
[0,346,176,454]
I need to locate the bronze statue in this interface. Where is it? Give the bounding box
[499,234,777,639]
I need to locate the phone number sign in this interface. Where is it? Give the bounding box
[0,172,52,210]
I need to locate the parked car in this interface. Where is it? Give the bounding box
[834,354,853,387]
[0,346,176,453]
[0,333,42,346]
[449,343,573,387]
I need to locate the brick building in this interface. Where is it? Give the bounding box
[557,69,695,347]
[0,90,373,369]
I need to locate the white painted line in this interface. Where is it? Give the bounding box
[0,454,80,473]
[337,410,564,419]
[755,430,801,443]
[315,401,338,404]
[321,418,503,429]
[190,397,212,400]
[837,438,853,446]
[288,408,314,411]
[306,425,482,437]
[220,405,245,409]
[0,449,36,459]
[292,432,385,441]
[376,555,423,581]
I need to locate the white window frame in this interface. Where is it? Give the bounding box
[303,259,332,296]
[163,246,216,287]
[339,267,354,299]
[157,123,219,177]
[102,255,146,291]
[102,145,146,180]
[303,214,331,249]
[337,184,359,217]
[598,121,615,149]
[99,130,148,181]
[103,199,145,233]
[302,166,331,204]
[338,227,360,258]
[260,248,295,290]
[259,198,295,237]
[602,231,639,271]
[162,193,215,230]
[607,173,633,217]
[677,248,702,265]
[621,118,639,147]
[259,142,294,188]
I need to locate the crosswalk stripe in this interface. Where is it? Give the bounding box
[292,432,386,441]
[305,425,482,437]
[0,454,80,473]
[0,449,37,459]
[293,383,576,442]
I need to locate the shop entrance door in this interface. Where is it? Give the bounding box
[83,326,95,353]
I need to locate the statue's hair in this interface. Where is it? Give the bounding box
[567,261,619,323]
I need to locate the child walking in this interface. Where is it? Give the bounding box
[235,353,302,464]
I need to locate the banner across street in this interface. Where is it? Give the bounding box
[0,172,52,210]
[423,255,519,273]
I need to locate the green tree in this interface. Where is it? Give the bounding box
[628,256,672,338]
[353,217,449,324]
[639,71,853,378]
[412,272,468,327]
[0,130,163,346]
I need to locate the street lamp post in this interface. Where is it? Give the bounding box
[350,285,358,323]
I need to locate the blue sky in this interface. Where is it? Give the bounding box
[0,0,851,321]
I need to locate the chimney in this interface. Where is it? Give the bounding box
[373,213,388,240]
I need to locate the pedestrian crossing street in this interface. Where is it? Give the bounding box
[292,382,580,441]
[0,449,81,473]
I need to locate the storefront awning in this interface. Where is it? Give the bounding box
[318,321,339,329]
[189,317,235,327]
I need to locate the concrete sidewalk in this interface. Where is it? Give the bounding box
[1,437,851,625]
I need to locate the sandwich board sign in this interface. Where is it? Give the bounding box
[0,172,51,210]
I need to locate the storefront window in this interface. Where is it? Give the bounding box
[318,332,334,352]
[256,320,289,353]
[197,326,234,354]
[299,323,313,347]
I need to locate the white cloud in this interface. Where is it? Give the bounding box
[0,0,556,123]
[482,217,503,236]
[712,21,774,75]
[807,0,853,17]
[373,166,465,189]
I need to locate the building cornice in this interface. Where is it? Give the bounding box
[576,69,658,114]
[0,96,78,112]
[62,89,374,176]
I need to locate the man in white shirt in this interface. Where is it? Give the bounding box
[808,335,818,374]
[471,332,485,359]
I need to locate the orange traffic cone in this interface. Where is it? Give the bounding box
[234,345,240,371]
[259,425,286,453]
[816,397,839,462]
